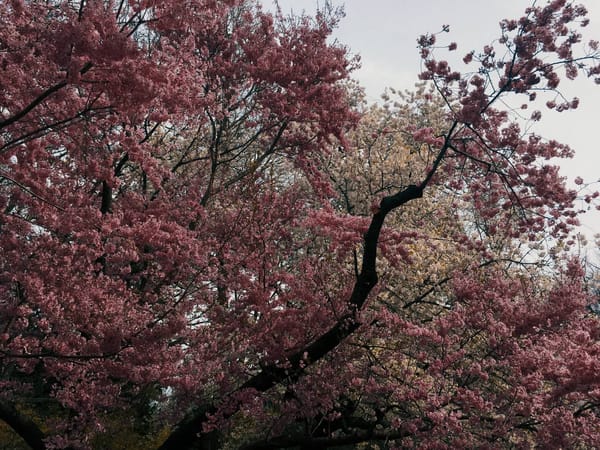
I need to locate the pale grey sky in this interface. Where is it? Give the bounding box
[269,1,600,245]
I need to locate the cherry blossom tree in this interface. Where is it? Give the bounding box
[1,0,356,447]
[1,0,600,449]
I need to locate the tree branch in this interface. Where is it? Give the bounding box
[240,424,433,449]
[0,401,47,450]
[0,62,93,131]
[158,180,426,449]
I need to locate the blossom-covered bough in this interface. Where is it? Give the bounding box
[1,0,600,448]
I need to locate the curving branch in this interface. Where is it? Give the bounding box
[156,149,456,448]
[0,401,46,450]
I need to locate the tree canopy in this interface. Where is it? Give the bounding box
[1,0,600,448]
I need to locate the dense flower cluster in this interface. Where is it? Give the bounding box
[0,1,599,449]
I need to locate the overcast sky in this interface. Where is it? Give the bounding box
[269,0,600,249]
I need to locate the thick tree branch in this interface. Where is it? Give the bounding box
[158,121,465,449]
[0,401,47,450]
[159,180,427,449]
[100,180,112,214]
